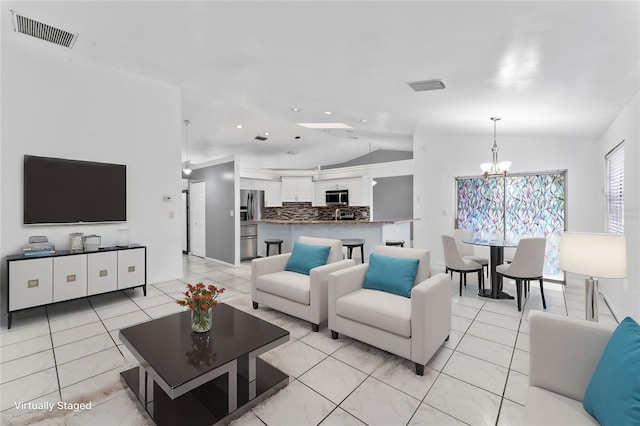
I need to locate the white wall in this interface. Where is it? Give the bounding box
[597,92,640,320]
[1,37,184,296]
[413,129,600,270]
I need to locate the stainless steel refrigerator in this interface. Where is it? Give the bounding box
[240,190,264,259]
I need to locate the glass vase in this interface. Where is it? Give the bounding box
[191,307,212,332]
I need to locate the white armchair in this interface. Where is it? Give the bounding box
[525,311,615,425]
[252,236,355,331]
[328,245,452,375]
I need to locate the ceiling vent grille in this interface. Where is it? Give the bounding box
[11,10,78,49]
[254,135,268,141]
[407,79,446,92]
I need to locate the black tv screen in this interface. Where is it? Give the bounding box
[24,155,127,224]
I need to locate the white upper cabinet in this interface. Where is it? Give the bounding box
[313,181,327,206]
[281,177,313,203]
[240,178,268,191]
[346,177,372,206]
[240,178,252,190]
[313,177,372,206]
[264,181,282,207]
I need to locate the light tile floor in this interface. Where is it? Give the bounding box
[0,255,617,426]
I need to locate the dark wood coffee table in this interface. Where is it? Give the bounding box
[119,303,289,425]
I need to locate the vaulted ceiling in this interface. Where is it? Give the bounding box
[4,1,639,168]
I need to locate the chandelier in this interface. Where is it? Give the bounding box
[480,117,511,177]
[182,119,192,176]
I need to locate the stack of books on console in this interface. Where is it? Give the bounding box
[23,243,56,256]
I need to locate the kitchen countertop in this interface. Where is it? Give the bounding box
[258,219,418,225]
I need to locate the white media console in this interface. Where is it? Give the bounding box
[5,245,146,328]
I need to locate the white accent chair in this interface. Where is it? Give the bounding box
[525,311,615,425]
[251,236,355,331]
[452,229,489,278]
[327,245,452,375]
[496,238,547,311]
[442,235,485,296]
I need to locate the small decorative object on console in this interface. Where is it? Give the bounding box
[23,235,55,256]
[177,282,225,332]
[69,233,84,250]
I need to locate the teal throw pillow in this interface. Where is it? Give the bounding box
[362,253,420,298]
[285,242,331,275]
[583,316,640,425]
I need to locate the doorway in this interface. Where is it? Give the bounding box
[190,181,206,258]
[181,190,190,254]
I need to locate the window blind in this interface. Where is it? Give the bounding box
[605,141,624,234]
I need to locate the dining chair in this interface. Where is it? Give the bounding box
[452,229,489,278]
[496,238,547,311]
[442,235,485,297]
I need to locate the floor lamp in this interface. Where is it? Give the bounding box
[559,232,627,322]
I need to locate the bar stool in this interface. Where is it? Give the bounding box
[264,239,283,257]
[385,240,405,247]
[341,239,365,264]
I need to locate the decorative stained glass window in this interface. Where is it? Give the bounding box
[456,171,566,279]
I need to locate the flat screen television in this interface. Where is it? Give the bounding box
[24,155,127,224]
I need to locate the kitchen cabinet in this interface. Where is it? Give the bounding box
[264,181,282,207]
[313,181,328,206]
[313,176,372,206]
[323,180,349,191]
[240,178,252,190]
[347,176,372,206]
[281,177,313,203]
[241,178,281,206]
[240,178,267,191]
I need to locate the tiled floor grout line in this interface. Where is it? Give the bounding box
[495,314,525,426]
[410,305,478,426]
[44,305,64,401]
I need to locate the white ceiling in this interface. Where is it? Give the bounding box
[4,1,639,169]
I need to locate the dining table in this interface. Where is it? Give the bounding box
[462,238,518,299]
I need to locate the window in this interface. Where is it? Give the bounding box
[455,171,566,280]
[605,141,625,234]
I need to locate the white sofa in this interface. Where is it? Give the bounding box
[251,236,355,331]
[327,245,452,375]
[525,311,616,425]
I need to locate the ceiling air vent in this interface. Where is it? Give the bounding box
[407,79,446,92]
[254,135,268,141]
[11,10,78,49]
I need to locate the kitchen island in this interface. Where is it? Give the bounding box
[256,219,416,261]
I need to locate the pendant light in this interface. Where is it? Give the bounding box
[182,119,192,176]
[480,117,511,177]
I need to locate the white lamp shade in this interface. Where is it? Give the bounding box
[498,161,512,172]
[559,232,627,278]
[182,161,192,175]
[480,163,492,173]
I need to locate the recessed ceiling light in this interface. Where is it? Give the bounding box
[236,124,243,129]
[324,111,332,115]
[360,119,368,123]
[264,132,270,136]
[291,108,300,112]
[297,123,353,129]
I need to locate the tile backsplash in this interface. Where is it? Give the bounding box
[265,203,370,221]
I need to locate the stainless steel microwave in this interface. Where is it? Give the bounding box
[326,190,349,206]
